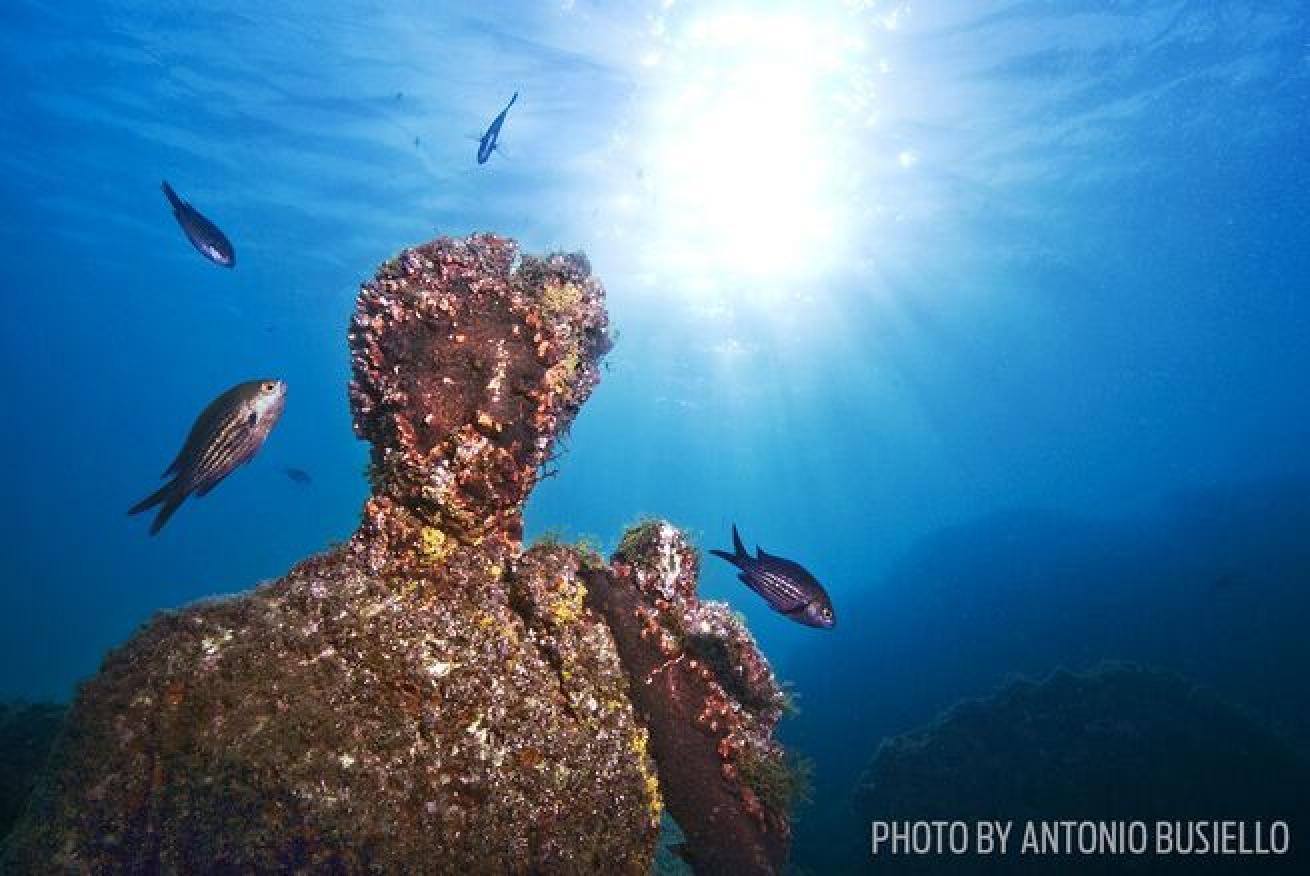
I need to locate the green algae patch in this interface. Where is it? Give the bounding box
[739,748,814,816]
[615,519,664,562]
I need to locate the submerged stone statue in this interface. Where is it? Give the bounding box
[5,234,792,874]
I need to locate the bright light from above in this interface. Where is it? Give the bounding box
[633,7,868,301]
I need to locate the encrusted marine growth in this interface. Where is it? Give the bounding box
[588,521,793,875]
[3,235,655,874]
[4,234,792,875]
[349,233,610,568]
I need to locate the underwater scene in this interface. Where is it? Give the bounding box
[1,1,1308,873]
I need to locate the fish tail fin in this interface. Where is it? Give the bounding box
[161,180,182,210]
[147,495,185,535]
[708,548,738,567]
[709,523,749,568]
[127,483,169,516]
[128,481,186,535]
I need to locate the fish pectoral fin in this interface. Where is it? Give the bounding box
[246,412,258,427]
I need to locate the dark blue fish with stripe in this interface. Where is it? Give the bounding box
[477,92,518,164]
[161,180,235,267]
[710,524,836,629]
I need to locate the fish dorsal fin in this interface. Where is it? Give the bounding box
[730,523,747,559]
[757,546,778,561]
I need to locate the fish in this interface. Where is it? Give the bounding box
[283,466,312,485]
[709,524,836,629]
[129,380,287,535]
[161,180,235,267]
[477,92,518,164]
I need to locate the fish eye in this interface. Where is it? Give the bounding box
[262,381,276,392]
[821,607,832,619]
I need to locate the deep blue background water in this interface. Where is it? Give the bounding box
[2,0,1308,869]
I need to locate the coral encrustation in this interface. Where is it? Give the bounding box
[348,233,610,572]
[588,521,793,874]
[3,234,794,876]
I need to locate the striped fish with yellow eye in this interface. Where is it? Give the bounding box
[128,379,286,535]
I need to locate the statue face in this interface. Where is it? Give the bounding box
[350,236,611,532]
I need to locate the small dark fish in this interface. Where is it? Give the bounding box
[129,380,287,534]
[710,524,835,629]
[477,91,518,164]
[283,466,312,485]
[161,180,235,267]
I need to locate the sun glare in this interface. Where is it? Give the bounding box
[635,8,866,301]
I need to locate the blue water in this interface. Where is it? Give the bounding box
[3,0,1309,870]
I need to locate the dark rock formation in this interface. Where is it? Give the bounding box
[588,521,792,875]
[788,482,1310,870]
[4,234,789,874]
[0,703,65,842]
[854,664,1310,874]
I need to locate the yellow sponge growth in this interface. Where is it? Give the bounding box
[548,579,587,626]
[541,280,584,319]
[418,526,455,564]
[630,728,663,822]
